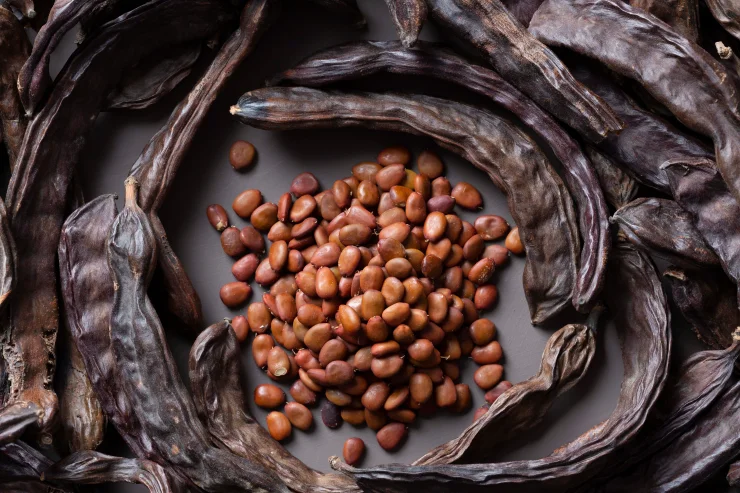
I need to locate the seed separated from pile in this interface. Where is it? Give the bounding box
[207,145,523,450]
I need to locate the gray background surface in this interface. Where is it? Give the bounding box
[50,1,730,490]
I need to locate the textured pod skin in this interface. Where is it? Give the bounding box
[612,197,720,267]
[530,0,740,206]
[232,87,580,324]
[415,313,598,465]
[425,0,623,143]
[272,40,609,312]
[189,321,360,493]
[705,0,740,42]
[664,267,740,351]
[0,440,55,481]
[0,5,30,169]
[4,0,36,19]
[108,179,287,492]
[129,0,279,329]
[384,0,427,47]
[329,243,670,492]
[499,0,544,26]
[630,0,699,41]
[584,146,637,210]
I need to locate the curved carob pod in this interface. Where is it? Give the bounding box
[663,161,740,303]
[499,0,544,26]
[3,0,237,441]
[231,87,580,325]
[384,0,427,47]
[108,178,287,492]
[129,0,279,329]
[586,337,740,490]
[0,402,43,447]
[425,0,623,143]
[105,42,202,111]
[705,0,740,42]
[630,0,699,41]
[0,440,53,481]
[189,320,360,493]
[584,146,638,210]
[529,0,740,206]
[329,243,670,493]
[306,0,365,27]
[0,4,30,169]
[611,198,720,268]
[664,267,740,351]
[415,306,601,466]
[44,451,184,493]
[270,40,610,312]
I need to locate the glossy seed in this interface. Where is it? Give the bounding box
[254,384,286,409]
[468,257,496,284]
[206,204,229,231]
[290,379,317,406]
[427,195,456,214]
[475,284,499,310]
[417,150,444,179]
[266,412,291,441]
[343,437,366,466]
[219,282,251,308]
[232,189,263,219]
[451,182,483,209]
[474,215,510,240]
[474,364,504,390]
[362,382,391,411]
[229,140,256,170]
[290,172,320,196]
[221,227,247,257]
[284,402,313,431]
[251,203,279,231]
[321,401,343,429]
[376,422,407,451]
[378,146,410,166]
[376,164,407,191]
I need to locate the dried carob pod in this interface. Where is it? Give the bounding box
[415,306,601,465]
[584,146,638,210]
[271,40,610,312]
[499,0,544,26]
[529,0,740,205]
[306,0,365,27]
[587,334,740,490]
[706,0,740,42]
[384,0,427,47]
[611,197,720,268]
[108,178,287,492]
[0,440,53,481]
[105,42,202,111]
[425,0,623,143]
[129,0,279,329]
[630,0,699,41]
[189,320,360,493]
[231,87,580,324]
[329,243,670,492]
[715,41,740,81]
[664,267,740,351]
[44,451,185,493]
[0,402,44,447]
[0,4,30,169]
[2,0,237,441]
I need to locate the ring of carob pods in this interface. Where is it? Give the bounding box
[1,0,740,492]
[208,144,523,455]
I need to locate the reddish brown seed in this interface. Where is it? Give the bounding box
[303,323,332,352]
[474,364,504,390]
[474,215,510,240]
[443,266,464,293]
[290,172,320,196]
[473,404,490,422]
[266,412,292,441]
[229,140,256,170]
[231,253,258,282]
[352,162,382,183]
[376,422,408,451]
[376,164,407,191]
[356,180,380,208]
[341,409,366,426]
[387,409,416,424]
[360,265,386,292]
[505,226,525,255]
[251,203,279,231]
[382,302,410,327]
[450,383,472,413]
[451,182,483,209]
[407,339,434,361]
[254,384,286,409]
[409,373,433,403]
[319,339,349,367]
[463,234,485,262]
[206,204,229,231]
[287,250,305,272]
[427,195,456,214]
[472,341,503,365]
[247,303,272,334]
[483,244,510,267]
[362,382,391,411]
[371,355,404,378]
[332,180,352,208]
[326,389,353,407]
[299,368,323,392]
[277,192,292,222]
[431,177,452,197]
[385,258,414,279]
[475,284,499,310]
[339,224,373,246]
[290,195,317,223]
[469,319,496,345]
[378,146,410,166]
[435,376,458,407]
[221,227,247,257]
[297,303,325,328]
[350,347,373,372]
[291,217,319,239]
[309,242,340,267]
[427,238,452,262]
[320,193,342,221]
[393,324,415,345]
[267,347,291,377]
[324,360,354,386]
[231,315,249,342]
[423,212,447,242]
[268,240,288,272]
[238,226,265,253]
[268,221,292,242]
[343,437,366,466]
[485,380,513,404]
[384,387,410,411]
[417,150,444,179]
[414,173,432,201]
[365,408,387,431]
[284,402,313,431]
[468,257,496,284]
[232,189,263,219]
[315,267,338,299]
[390,185,413,206]
[290,379,317,406]
[220,282,251,308]
[379,222,411,242]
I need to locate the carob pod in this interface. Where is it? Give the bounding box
[0,440,53,481]
[306,0,365,27]
[586,336,740,490]
[105,42,202,111]
[415,306,600,465]
[2,0,237,440]
[271,40,610,312]
[0,196,16,314]
[611,197,720,268]
[663,161,740,303]
[329,243,670,492]
[630,0,699,41]
[425,0,623,143]
[44,450,185,493]
[108,178,286,492]
[384,0,427,47]
[664,267,740,351]
[705,0,740,42]
[529,0,740,206]
[5,0,36,20]
[129,0,279,329]
[231,87,580,325]
[584,146,638,210]
[0,5,30,169]
[0,402,43,447]
[189,320,360,493]
[499,0,544,26]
